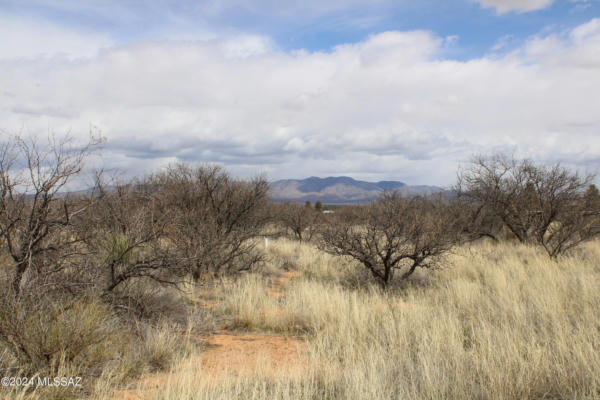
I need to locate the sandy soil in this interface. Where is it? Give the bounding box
[111,333,307,399]
[266,270,297,298]
[110,270,304,399]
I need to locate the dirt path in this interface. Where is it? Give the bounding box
[200,333,307,378]
[111,332,307,399]
[111,270,304,399]
[266,270,297,299]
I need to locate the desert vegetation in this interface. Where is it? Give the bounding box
[156,238,600,400]
[456,154,599,256]
[320,192,463,287]
[0,135,599,399]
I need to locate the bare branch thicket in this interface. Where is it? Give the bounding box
[451,196,506,242]
[320,192,461,288]
[272,202,322,241]
[584,184,600,218]
[456,154,599,257]
[82,177,187,296]
[0,134,103,297]
[331,205,368,224]
[157,164,269,280]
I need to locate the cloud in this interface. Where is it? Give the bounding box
[570,17,600,42]
[0,15,113,59]
[1,20,599,185]
[475,0,554,14]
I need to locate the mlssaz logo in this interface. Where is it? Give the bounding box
[37,377,82,387]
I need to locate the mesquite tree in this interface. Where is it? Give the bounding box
[0,134,102,296]
[456,154,599,257]
[320,192,461,287]
[85,178,185,294]
[273,202,321,241]
[157,164,269,280]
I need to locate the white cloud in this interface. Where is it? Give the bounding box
[491,34,514,51]
[570,18,600,42]
[0,15,113,59]
[1,21,599,185]
[476,0,554,13]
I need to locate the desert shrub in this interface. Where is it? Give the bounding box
[157,164,269,279]
[85,180,187,295]
[0,292,127,376]
[106,280,191,326]
[457,154,600,256]
[0,135,103,297]
[272,202,322,241]
[139,321,188,372]
[0,135,271,398]
[103,233,134,266]
[320,192,462,287]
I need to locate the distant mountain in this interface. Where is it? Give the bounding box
[270,176,443,204]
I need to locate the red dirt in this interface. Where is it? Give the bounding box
[111,270,304,399]
[266,270,297,298]
[200,333,307,377]
[111,332,307,399]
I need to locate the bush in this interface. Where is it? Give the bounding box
[0,293,127,376]
[103,233,134,265]
[456,154,600,257]
[320,192,461,288]
[272,202,322,241]
[158,164,269,279]
[0,134,103,297]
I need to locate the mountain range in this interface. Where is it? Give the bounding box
[270,176,443,204]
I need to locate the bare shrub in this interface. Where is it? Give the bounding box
[584,183,600,219]
[157,164,269,280]
[450,197,506,242]
[0,134,103,297]
[330,204,368,224]
[84,179,186,296]
[456,154,599,257]
[272,202,322,241]
[320,192,461,287]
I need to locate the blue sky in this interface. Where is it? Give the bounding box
[2,0,598,55]
[0,0,599,185]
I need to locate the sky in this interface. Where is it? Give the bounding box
[0,0,599,186]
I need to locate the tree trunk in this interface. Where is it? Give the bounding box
[400,260,419,280]
[12,261,27,296]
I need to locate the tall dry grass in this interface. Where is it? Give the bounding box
[157,238,600,400]
[0,286,196,400]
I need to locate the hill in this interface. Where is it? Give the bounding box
[270,176,442,203]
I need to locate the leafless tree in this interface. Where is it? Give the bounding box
[331,204,368,224]
[456,154,598,257]
[320,192,461,288]
[83,177,186,295]
[273,202,322,241]
[584,184,600,217]
[0,134,103,296]
[156,164,269,280]
[451,196,506,242]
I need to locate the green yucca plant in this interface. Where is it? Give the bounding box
[104,233,133,265]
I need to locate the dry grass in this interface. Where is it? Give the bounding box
[4,238,597,399]
[155,238,600,400]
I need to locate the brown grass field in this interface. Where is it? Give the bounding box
[6,238,600,399]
